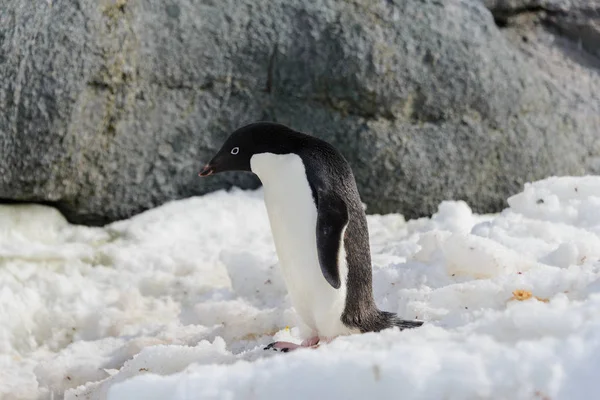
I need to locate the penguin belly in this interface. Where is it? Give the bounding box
[251,153,353,338]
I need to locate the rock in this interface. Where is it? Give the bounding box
[481,0,599,12]
[481,1,600,57]
[1,0,599,225]
[548,11,600,60]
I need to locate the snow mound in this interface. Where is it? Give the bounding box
[0,177,599,400]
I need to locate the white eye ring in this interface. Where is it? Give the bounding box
[231,147,239,155]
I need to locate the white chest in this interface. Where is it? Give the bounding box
[250,153,351,337]
[250,153,318,269]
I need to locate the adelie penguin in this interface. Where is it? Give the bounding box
[199,122,423,352]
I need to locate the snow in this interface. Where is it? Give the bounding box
[1,176,600,400]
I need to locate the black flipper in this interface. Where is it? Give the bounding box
[316,190,349,289]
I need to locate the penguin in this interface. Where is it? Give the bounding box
[199,122,423,352]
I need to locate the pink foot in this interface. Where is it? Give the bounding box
[264,341,303,353]
[265,337,321,353]
[301,337,320,347]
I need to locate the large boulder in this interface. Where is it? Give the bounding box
[1,0,599,225]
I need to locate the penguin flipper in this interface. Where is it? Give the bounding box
[316,191,348,289]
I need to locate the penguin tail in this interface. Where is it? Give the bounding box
[381,311,424,331]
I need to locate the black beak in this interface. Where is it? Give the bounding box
[198,164,214,177]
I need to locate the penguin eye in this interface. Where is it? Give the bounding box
[231,147,239,155]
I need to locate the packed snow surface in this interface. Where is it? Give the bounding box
[1,176,600,400]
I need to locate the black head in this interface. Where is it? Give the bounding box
[198,122,305,176]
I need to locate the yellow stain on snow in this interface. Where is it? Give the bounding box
[511,289,549,303]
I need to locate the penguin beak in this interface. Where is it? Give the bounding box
[198,164,214,177]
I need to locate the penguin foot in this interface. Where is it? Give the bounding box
[264,341,302,353]
[264,337,321,353]
[300,337,320,347]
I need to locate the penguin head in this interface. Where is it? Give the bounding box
[199,122,301,177]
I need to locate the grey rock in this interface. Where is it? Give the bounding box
[1,0,599,225]
[481,0,600,14]
[550,13,600,59]
[481,0,600,57]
